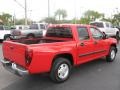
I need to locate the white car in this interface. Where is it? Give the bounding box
[0,25,11,40]
[90,21,120,38]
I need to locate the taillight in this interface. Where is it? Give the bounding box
[12,30,21,35]
[18,31,21,35]
[25,49,33,65]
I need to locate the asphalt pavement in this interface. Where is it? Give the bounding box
[0,43,120,90]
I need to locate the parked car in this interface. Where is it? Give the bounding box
[0,25,12,40]
[115,26,120,31]
[10,23,48,40]
[90,21,120,39]
[1,24,118,83]
[14,25,29,30]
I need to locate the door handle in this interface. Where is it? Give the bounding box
[94,41,98,44]
[10,46,14,50]
[80,43,84,46]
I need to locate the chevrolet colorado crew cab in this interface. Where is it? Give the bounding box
[90,21,120,39]
[1,24,118,83]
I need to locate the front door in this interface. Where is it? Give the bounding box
[77,27,95,64]
[89,27,109,58]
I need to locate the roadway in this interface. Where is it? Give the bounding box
[0,43,120,90]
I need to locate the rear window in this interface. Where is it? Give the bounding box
[46,27,73,38]
[40,24,46,29]
[90,22,104,28]
[4,26,11,30]
[29,24,38,29]
[0,25,4,30]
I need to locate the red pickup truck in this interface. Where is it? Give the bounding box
[1,24,118,83]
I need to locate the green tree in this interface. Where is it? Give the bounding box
[101,18,112,23]
[15,18,31,25]
[40,17,58,24]
[15,19,25,25]
[112,13,120,26]
[79,18,90,24]
[55,9,67,21]
[0,13,12,25]
[84,10,104,21]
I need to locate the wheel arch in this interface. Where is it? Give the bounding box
[110,44,117,53]
[27,33,35,37]
[51,53,74,67]
[4,34,11,39]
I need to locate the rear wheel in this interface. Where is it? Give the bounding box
[50,58,72,83]
[27,34,35,39]
[116,32,120,39]
[4,35,11,41]
[106,47,117,62]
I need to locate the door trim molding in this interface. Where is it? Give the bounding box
[79,50,107,57]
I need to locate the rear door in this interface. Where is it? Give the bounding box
[77,26,95,64]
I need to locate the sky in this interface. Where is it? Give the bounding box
[0,0,120,21]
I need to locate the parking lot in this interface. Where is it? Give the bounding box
[0,42,119,90]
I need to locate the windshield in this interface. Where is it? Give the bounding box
[4,26,11,30]
[90,22,104,28]
[29,24,38,29]
[46,27,73,38]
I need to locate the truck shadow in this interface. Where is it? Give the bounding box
[2,58,114,90]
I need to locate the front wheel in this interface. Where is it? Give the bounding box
[50,58,72,83]
[106,47,117,62]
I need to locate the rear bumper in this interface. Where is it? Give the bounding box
[0,59,28,76]
[10,35,25,39]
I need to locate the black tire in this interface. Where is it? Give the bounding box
[50,58,72,83]
[106,47,117,62]
[116,32,120,39]
[27,34,35,39]
[4,35,11,41]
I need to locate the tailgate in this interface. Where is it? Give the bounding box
[11,30,21,36]
[3,41,27,67]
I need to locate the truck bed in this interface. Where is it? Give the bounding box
[3,37,73,67]
[12,38,72,45]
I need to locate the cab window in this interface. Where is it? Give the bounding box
[90,27,103,39]
[77,27,90,40]
[106,23,110,28]
[90,22,104,28]
[46,27,73,38]
[40,24,45,29]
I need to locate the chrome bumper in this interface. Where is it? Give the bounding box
[0,59,28,76]
[10,35,25,39]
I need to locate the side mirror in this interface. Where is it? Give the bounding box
[102,33,109,39]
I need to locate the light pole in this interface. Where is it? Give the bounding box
[48,0,50,17]
[25,0,27,26]
[14,0,27,26]
[13,12,16,26]
[74,0,77,24]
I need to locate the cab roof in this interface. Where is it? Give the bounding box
[48,24,91,28]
